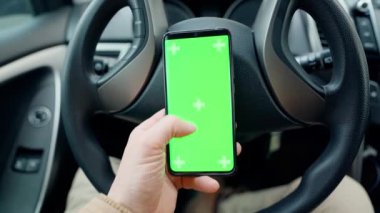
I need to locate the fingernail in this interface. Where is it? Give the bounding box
[186,122,197,132]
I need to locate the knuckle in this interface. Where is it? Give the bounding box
[165,115,178,123]
[163,115,179,137]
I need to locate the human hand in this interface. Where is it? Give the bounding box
[108,109,242,213]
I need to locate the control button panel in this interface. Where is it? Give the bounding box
[12,148,43,173]
[295,49,333,72]
[355,16,379,53]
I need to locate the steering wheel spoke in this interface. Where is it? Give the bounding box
[254,0,326,124]
[97,0,168,113]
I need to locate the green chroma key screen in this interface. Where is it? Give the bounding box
[164,29,235,174]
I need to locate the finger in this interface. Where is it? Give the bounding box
[137,109,165,130]
[236,142,242,156]
[181,176,220,193]
[147,115,196,147]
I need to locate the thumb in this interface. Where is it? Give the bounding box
[147,115,196,148]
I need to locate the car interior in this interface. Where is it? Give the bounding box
[0,0,379,212]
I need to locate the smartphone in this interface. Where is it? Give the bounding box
[163,29,236,175]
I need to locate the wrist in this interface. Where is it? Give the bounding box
[108,184,134,211]
[98,194,133,213]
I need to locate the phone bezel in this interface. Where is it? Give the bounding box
[163,28,236,176]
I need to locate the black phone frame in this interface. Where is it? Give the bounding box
[163,28,237,176]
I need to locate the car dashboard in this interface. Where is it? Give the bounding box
[2,0,380,212]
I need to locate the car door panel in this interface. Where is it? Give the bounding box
[0,7,70,66]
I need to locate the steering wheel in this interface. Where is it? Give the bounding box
[62,0,369,211]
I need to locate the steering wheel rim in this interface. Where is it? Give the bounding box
[62,0,369,212]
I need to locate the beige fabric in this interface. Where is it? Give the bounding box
[184,193,218,213]
[66,158,374,213]
[80,194,132,213]
[217,177,374,213]
[65,157,121,213]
